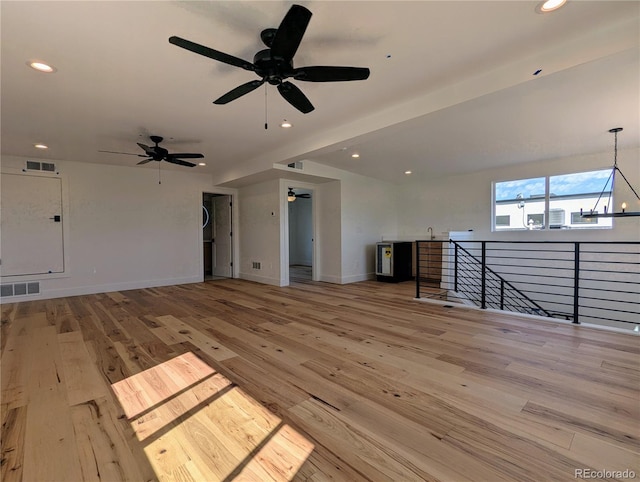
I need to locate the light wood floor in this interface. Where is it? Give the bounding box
[1,279,639,481]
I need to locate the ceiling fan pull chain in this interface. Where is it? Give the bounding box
[264,83,268,130]
[158,161,162,185]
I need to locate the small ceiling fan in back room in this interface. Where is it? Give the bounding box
[288,187,311,202]
[169,4,370,117]
[99,135,204,183]
[99,135,204,167]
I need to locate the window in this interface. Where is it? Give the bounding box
[493,169,612,231]
[527,213,544,228]
[494,177,545,231]
[571,212,599,224]
[549,170,612,229]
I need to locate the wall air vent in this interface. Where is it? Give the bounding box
[0,282,40,298]
[549,209,565,228]
[25,161,56,172]
[287,161,303,170]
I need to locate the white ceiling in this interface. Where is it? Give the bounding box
[2,1,638,186]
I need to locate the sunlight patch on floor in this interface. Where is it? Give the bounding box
[111,351,218,419]
[111,352,314,481]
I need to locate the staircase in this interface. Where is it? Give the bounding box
[414,240,640,329]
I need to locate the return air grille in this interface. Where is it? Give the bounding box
[25,161,56,172]
[0,282,40,297]
[287,161,303,170]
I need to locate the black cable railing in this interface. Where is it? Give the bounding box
[415,240,640,328]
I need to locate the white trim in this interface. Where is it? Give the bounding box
[1,276,202,302]
[341,273,375,284]
[281,178,318,286]
[319,274,342,284]
[239,272,283,287]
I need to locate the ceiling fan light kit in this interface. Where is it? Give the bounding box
[580,127,640,219]
[169,4,370,114]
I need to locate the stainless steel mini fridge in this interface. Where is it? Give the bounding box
[376,241,412,282]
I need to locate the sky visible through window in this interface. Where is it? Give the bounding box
[495,169,612,201]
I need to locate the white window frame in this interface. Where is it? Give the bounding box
[492,168,613,232]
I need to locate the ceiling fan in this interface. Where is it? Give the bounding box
[288,188,311,201]
[99,135,204,167]
[169,4,370,114]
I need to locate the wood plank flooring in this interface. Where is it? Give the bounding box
[1,278,639,481]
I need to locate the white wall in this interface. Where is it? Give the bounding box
[237,179,283,285]
[294,161,398,283]
[236,162,398,286]
[7,145,633,303]
[1,155,217,300]
[340,171,398,282]
[396,148,640,241]
[314,180,342,283]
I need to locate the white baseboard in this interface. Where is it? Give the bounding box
[239,271,283,286]
[318,272,375,284]
[318,274,341,284]
[2,276,203,303]
[340,272,375,284]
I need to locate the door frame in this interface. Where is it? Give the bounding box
[200,189,237,281]
[281,179,317,286]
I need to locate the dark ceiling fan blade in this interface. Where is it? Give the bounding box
[98,150,140,156]
[293,66,370,82]
[169,36,255,71]
[270,5,312,62]
[136,142,154,155]
[167,153,204,159]
[277,81,314,113]
[137,158,154,165]
[165,158,197,168]
[214,79,265,104]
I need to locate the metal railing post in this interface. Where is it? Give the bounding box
[500,279,505,310]
[481,242,487,309]
[454,243,459,292]
[415,241,420,299]
[573,242,580,324]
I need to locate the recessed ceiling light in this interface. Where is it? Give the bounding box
[404,170,412,175]
[280,120,292,128]
[198,162,206,166]
[539,0,566,12]
[351,153,360,158]
[28,60,56,73]
[34,143,48,149]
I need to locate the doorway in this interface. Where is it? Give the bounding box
[202,193,233,280]
[287,188,313,282]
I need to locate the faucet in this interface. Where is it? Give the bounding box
[427,226,434,240]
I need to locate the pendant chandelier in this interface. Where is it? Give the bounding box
[581,127,640,219]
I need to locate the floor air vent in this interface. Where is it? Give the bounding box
[0,282,40,298]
